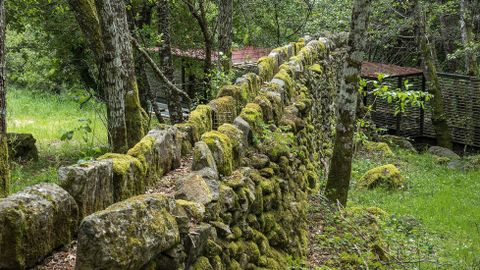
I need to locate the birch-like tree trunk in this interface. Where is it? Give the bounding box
[218,0,234,71]
[0,0,10,197]
[158,0,183,123]
[416,0,453,149]
[325,0,371,206]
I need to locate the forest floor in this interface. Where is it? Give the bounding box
[306,148,480,270]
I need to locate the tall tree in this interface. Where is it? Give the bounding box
[416,0,453,149]
[68,0,147,153]
[218,0,233,71]
[0,0,9,198]
[158,0,183,123]
[325,0,371,206]
[182,0,214,98]
[460,0,479,76]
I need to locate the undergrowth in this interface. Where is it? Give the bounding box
[6,88,108,193]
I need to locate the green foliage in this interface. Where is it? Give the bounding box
[7,88,108,192]
[308,193,439,270]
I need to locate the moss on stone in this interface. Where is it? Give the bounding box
[192,256,213,270]
[99,153,144,176]
[239,103,264,135]
[201,131,234,176]
[218,124,244,165]
[127,135,155,169]
[188,105,213,136]
[209,96,237,126]
[254,94,274,123]
[363,141,394,157]
[309,64,323,74]
[175,199,205,221]
[359,164,406,190]
[258,56,277,82]
[274,69,294,98]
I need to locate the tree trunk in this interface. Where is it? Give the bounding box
[185,0,213,100]
[68,0,147,152]
[416,0,453,149]
[325,0,371,206]
[0,0,10,198]
[158,0,183,123]
[460,0,479,76]
[218,0,234,71]
[95,0,129,153]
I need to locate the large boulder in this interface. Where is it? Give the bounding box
[358,164,405,190]
[75,194,180,270]
[59,160,114,220]
[0,183,78,269]
[428,146,460,160]
[7,133,38,160]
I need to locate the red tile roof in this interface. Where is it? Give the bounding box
[167,47,271,65]
[362,61,423,78]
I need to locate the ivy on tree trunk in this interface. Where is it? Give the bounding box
[325,0,371,206]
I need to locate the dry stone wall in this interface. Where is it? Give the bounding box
[0,36,342,270]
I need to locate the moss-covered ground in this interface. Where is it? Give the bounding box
[305,147,480,269]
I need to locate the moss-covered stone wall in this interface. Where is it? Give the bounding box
[74,36,342,270]
[0,36,342,270]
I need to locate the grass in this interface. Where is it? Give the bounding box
[349,148,480,269]
[6,88,108,193]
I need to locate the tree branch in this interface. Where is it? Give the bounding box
[131,38,192,105]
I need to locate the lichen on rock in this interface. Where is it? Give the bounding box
[201,131,234,176]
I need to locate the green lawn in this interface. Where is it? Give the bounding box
[6,89,108,193]
[349,149,480,269]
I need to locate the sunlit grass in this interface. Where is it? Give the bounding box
[6,88,108,193]
[350,149,480,269]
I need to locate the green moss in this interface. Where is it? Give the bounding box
[309,64,323,74]
[258,56,277,82]
[358,164,406,190]
[254,94,274,122]
[175,199,205,221]
[126,135,155,169]
[363,141,394,157]
[232,226,243,239]
[99,153,143,175]
[239,240,261,263]
[201,131,234,176]
[273,69,294,98]
[208,96,237,126]
[192,256,213,270]
[218,124,244,165]
[188,105,213,136]
[219,84,247,101]
[98,153,145,199]
[239,103,264,135]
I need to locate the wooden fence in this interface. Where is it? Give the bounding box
[366,73,480,147]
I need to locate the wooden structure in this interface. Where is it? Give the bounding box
[362,62,480,147]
